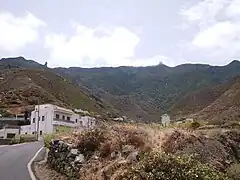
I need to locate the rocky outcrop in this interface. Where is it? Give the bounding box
[47,140,85,179]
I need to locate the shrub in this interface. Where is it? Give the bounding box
[120,152,228,180]
[44,134,56,148]
[20,134,37,143]
[190,121,201,130]
[77,129,106,157]
[227,163,240,180]
[10,135,20,144]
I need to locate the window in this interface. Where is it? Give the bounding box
[38,117,40,121]
[62,115,65,120]
[33,118,35,123]
[67,116,70,121]
[56,114,59,119]
[79,121,83,126]
[40,131,42,135]
[32,132,35,135]
[25,132,27,135]
[75,119,78,123]
[42,116,45,121]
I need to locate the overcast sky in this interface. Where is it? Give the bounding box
[0,0,240,67]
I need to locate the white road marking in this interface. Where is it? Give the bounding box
[27,147,44,180]
[0,145,8,148]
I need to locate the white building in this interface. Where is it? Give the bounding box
[20,104,96,136]
[0,125,20,139]
[161,114,170,126]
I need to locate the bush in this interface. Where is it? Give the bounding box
[20,134,37,143]
[120,152,228,180]
[10,135,20,144]
[227,163,240,180]
[77,129,106,157]
[44,134,56,148]
[190,121,201,130]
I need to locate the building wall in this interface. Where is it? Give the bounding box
[161,114,170,126]
[0,128,19,139]
[20,104,97,135]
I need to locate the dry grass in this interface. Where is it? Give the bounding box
[48,122,240,179]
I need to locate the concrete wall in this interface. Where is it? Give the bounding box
[0,128,19,139]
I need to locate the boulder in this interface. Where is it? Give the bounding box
[126,151,140,163]
[75,154,85,163]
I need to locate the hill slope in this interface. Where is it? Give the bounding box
[192,77,240,122]
[1,57,239,122]
[169,76,240,122]
[0,68,116,116]
[55,61,240,121]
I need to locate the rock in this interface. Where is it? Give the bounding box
[111,151,120,159]
[51,139,59,145]
[126,151,140,163]
[75,154,85,163]
[68,148,79,157]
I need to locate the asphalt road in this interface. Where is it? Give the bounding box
[0,142,43,180]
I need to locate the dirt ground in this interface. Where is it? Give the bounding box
[34,162,67,180]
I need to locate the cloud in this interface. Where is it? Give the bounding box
[44,23,167,67]
[181,0,240,58]
[0,11,46,52]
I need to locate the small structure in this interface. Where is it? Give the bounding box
[161,114,170,126]
[20,104,96,136]
[0,125,20,139]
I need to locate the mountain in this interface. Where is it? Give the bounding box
[0,58,116,117]
[55,61,240,121]
[192,77,240,123]
[0,56,45,70]
[170,76,240,122]
[1,57,239,122]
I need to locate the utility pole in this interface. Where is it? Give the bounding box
[36,104,40,141]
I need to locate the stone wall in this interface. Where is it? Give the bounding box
[47,140,85,179]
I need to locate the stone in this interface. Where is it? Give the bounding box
[111,151,120,159]
[126,151,140,163]
[75,154,85,163]
[51,139,59,145]
[68,148,79,157]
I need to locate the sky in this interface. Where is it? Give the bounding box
[0,0,240,68]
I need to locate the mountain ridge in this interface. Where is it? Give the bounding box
[1,56,239,122]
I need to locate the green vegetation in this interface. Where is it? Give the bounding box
[55,61,240,121]
[121,152,228,180]
[55,125,73,133]
[10,134,37,144]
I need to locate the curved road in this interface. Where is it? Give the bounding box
[0,142,43,180]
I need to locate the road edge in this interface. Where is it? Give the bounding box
[27,147,44,180]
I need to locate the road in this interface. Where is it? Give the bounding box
[0,142,43,180]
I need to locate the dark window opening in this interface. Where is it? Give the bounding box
[40,131,42,135]
[67,116,70,121]
[25,132,27,135]
[75,119,78,123]
[79,121,83,126]
[42,116,45,121]
[62,115,65,120]
[7,133,15,138]
[33,118,35,123]
[56,114,59,119]
[32,132,35,135]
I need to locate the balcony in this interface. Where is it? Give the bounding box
[53,118,76,127]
